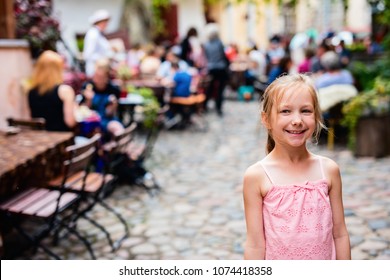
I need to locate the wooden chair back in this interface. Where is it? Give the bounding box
[62,134,101,185]
[111,122,137,155]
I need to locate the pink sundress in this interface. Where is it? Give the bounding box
[261,157,336,260]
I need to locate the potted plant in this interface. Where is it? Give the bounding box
[14,0,61,58]
[126,85,161,130]
[341,77,390,157]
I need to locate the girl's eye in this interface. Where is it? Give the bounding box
[280,109,290,114]
[302,109,313,114]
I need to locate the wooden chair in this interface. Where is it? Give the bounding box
[7,117,46,130]
[166,74,209,131]
[168,93,207,131]
[47,134,130,252]
[0,135,100,259]
[104,120,162,196]
[105,122,138,157]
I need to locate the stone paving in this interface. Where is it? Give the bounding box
[15,99,390,260]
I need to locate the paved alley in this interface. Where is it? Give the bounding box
[14,99,390,260]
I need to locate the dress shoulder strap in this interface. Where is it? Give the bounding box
[318,156,326,180]
[259,161,275,185]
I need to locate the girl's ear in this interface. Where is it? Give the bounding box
[261,112,271,129]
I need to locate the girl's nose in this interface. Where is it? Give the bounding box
[291,115,302,126]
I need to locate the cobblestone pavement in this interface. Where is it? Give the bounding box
[15,99,390,260]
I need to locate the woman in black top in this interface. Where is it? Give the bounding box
[28,50,77,132]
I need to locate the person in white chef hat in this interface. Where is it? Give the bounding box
[83,9,114,77]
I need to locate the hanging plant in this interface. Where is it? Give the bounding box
[14,0,61,58]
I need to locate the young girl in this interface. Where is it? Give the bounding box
[243,74,351,260]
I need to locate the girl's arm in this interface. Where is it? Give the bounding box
[243,165,266,259]
[59,84,77,129]
[326,158,351,260]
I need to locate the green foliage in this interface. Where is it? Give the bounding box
[76,37,84,52]
[379,0,390,24]
[342,0,390,151]
[117,64,132,81]
[349,60,390,91]
[346,42,366,53]
[127,86,161,129]
[341,77,390,149]
[150,0,171,37]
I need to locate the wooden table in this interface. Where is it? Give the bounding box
[0,130,74,200]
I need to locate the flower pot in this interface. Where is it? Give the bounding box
[354,114,390,157]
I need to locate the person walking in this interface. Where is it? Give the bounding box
[203,23,230,116]
[180,27,204,68]
[83,9,114,78]
[243,73,351,260]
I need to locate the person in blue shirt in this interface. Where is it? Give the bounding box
[267,55,293,84]
[171,62,192,98]
[163,62,193,129]
[81,59,124,136]
[315,51,354,89]
[156,47,189,81]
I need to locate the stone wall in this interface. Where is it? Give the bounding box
[0,39,32,129]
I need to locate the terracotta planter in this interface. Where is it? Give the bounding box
[355,114,390,157]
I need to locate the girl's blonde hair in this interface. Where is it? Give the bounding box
[261,73,325,153]
[30,50,64,95]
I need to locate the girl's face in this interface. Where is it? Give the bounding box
[267,86,316,149]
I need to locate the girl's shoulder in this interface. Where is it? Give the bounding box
[316,155,340,171]
[315,154,341,182]
[244,161,262,179]
[244,161,271,196]
[244,161,267,184]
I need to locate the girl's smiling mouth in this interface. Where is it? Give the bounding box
[285,129,307,134]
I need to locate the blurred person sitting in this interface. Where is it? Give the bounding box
[225,43,239,63]
[297,48,315,73]
[126,43,145,76]
[81,59,124,136]
[314,50,356,147]
[163,62,194,127]
[28,50,77,132]
[310,41,332,74]
[363,36,384,55]
[335,40,352,69]
[267,55,293,84]
[246,42,267,83]
[170,62,192,98]
[83,9,114,78]
[266,35,286,70]
[314,51,354,89]
[156,46,189,80]
[139,44,162,79]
